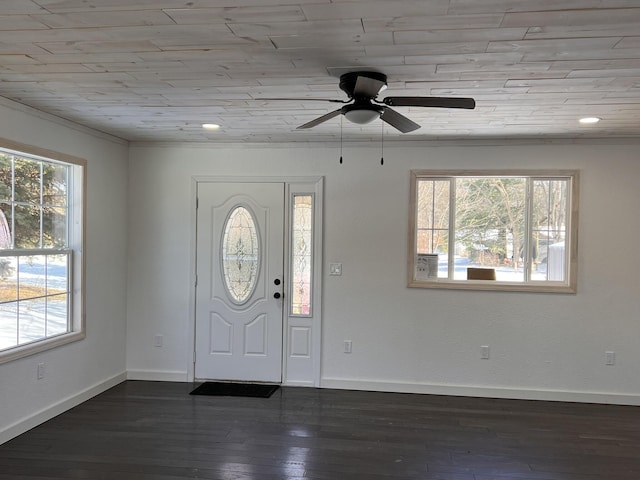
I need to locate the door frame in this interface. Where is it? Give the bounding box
[187,176,324,386]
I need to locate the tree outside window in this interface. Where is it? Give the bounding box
[410,170,578,293]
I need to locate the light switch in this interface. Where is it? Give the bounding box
[329,263,342,276]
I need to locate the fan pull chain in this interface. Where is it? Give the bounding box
[380,120,384,165]
[339,115,343,164]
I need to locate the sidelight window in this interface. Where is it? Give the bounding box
[290,195,313,316]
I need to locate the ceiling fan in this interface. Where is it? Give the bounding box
[259,71,475,133]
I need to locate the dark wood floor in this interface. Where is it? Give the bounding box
[1,381,639,479]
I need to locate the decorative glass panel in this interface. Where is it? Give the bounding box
[221,206,260,304]
[291,195,313,316]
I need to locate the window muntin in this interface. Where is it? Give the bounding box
[410,171,578,292]
[0,143,84,362]
[290,195,313,316]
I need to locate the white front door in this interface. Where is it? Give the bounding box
[195,182,284,382]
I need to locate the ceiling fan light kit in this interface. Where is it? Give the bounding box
[342,103,383,124]
[261,71,476,133]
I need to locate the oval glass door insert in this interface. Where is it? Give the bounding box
[221,205,260,304]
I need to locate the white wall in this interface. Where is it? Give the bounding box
[0,99,129,443]
[1,102,636,446]
[127,140,640,405]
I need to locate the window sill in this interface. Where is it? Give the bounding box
[0,331,85,365]
[408,279,576,294]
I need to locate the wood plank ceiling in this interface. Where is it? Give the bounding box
[1,0,639,143]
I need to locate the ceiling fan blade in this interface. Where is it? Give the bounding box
[382,96,476,109]
[296,108,343,129]
[354,74,387,97]
[380,107,421,133]
[257,97,347,103]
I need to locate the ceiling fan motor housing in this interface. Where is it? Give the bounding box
[339,71,387,98]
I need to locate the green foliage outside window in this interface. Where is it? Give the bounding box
[0,153,68,250]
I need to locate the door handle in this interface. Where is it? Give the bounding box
[273,292,282,299]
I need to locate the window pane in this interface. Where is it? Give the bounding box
[47,293,68,337]
[0,302,18,350]
[455,177,526,282]
[0,205,11,249]
[47,254,69,291]
[221,206,260,304]
[0,256,18,302]
[42,163,68,207]
[14,204,41,249]
[13,157,41,204]
[18,255,46,301]
[416,179,450,279]
[18,298,47,345]
[291,195,313,316]
[43,207,67,248]
[417,180,435,230]
[0,154,12,202]
[416,179,449,251]
[0,252,71,351]
[415,230,449,278]
[532,179,568,282]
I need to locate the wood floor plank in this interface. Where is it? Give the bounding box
[1,381,639,479]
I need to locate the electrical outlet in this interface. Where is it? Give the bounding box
[344,340,352,354]
[330,263,343,276]
[154,335,163,347]
[481,345,490,359]
[37,363,45,380]
[605,351,616,366]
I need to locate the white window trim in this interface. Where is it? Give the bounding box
[0,138,86,364]
[408,169,579,293]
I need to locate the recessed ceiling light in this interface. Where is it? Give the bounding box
[579,117,601,124]
[202,123,221,130]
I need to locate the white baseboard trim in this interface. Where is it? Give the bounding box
[126,369,189,382]
[283,380,315,387]
[0,372,126,445]
[321,377,640,406]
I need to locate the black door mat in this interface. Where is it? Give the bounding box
[189,382,280,398]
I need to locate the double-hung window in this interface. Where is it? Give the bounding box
[0,141,85,363]
[409,170,578,293]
